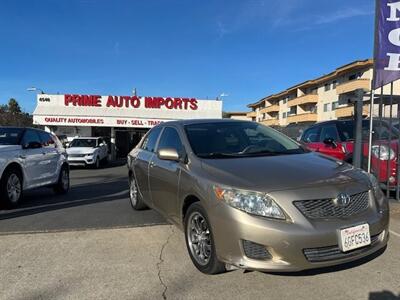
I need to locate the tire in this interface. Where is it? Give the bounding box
[94,157,101,169]
[53,166,70,195]
[0,167,23,208]
[129,175,148,210]
[184,203,226,274]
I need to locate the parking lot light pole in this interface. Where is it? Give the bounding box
[353,89,364,169]
[27,87,45,94]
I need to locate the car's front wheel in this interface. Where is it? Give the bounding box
[184,203,226,274]
[129,175,147,210]
[0,167,23,208]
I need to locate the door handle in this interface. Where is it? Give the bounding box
[19,155,26,159]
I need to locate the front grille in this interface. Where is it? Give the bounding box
[242,240,272,260]
[68,154,85,158]
[293,191,369,219]
[303,233,381,263]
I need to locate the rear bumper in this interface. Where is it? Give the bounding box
[208,201,389,272]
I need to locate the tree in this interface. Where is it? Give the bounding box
[8,98,21,114]
[0,98,33,127]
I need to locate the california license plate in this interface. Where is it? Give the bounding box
[339,224,371,252]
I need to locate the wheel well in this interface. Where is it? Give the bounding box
[1,162,23,183]
[182,195,200,221]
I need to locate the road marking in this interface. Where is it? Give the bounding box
[390,230,400,238]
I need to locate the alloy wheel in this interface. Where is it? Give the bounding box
[7,174,21,204]
[187,211,212,266]
[61,169,70,190]
[130,177,138,206]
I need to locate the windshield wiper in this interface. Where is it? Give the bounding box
[198,152,244,159]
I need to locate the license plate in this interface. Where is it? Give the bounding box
[339,224,371,252]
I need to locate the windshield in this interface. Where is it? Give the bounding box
[185,122,305,158]
[69,139,97,148]
[0,128,24,145]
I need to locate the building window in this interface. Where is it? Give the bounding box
[283,98,288,104]
[310,87,318,95]
[324,83,331,91]
[283,112,287,119]
[289,106,297,115]
[332,80,338,88]
[332,101,339,110]
[323,103,331,112]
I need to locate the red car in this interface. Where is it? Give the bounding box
[300,120,398,188]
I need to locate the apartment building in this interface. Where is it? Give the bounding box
[247,59,399,127]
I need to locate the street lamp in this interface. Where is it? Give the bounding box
[218,93,229,101]
[27,87,45,94]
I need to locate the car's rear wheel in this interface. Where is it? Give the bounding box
[129,175,147,210]
[54,166,70,194]
[184,203,226,274]
[0,167,23,208]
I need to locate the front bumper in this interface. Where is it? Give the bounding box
[67,156,96,166]
[208,192,389,272]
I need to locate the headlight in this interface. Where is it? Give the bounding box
[367,173,384,200]
[371,145,395,160]
[213,185,285,220]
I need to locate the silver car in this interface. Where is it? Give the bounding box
[127,120,389,274]
[0,127,69,208]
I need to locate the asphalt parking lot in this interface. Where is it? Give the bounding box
[1,163,400,300]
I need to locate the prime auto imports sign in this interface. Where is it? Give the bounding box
[33,94,222,128]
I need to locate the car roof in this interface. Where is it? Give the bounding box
[73,137,99,139]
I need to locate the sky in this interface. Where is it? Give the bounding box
[0,0,376,113]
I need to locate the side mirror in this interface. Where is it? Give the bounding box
[24,141,42,149]
[323,138,337,148]
[158,148,179,161]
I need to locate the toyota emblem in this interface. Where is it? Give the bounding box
[334,193,351,207]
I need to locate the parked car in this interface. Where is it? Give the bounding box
[127,119,389,274]
[66,137,108,168]
[300,119,399,188]
[0,127,69,208]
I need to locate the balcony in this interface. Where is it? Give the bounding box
[287,112,318,124]
[336,79,371,95]
[335,105,369,118]
[260,104,280,113]
[288,94,319,107]
[262,119,279,126]
[247,111,257,118]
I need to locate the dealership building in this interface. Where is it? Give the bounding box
[33,94,222,158]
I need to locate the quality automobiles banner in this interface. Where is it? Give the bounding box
[374,0,400,89]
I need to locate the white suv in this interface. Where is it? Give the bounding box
[67,137,108,168]
[0,127,70,208]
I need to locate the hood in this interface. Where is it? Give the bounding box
[200,152,369,193]
[0,145,21,152]
[66,147,96,155]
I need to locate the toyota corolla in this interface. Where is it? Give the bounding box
[127,119,389,274]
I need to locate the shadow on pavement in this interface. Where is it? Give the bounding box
[369,291,400,300]
[0,177,129,220]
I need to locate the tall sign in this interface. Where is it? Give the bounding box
[374,0,400,89]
